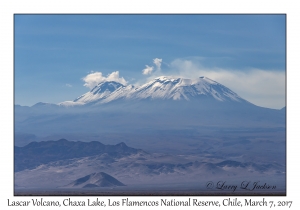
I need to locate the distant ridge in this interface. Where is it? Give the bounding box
[14,139,143,172]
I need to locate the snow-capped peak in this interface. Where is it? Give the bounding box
[59,76,247,106]
[154,75,178,81]
[130,76,242,102]
[73,81,125,103]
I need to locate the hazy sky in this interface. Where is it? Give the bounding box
[14,14,286,108]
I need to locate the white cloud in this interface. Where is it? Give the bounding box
[82,71,127,89]
[142,58,163,75]
[142,65,154,75]
[153,58,162,71]
[65,84,72,87]
[168,58,285,109]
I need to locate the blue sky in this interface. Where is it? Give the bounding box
[14,14,286,108]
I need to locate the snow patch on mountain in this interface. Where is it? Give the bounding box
[58,101,85,107]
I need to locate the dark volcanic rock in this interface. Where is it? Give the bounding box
[65,172,126,188]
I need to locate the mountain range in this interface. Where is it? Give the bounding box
[59,76,247,106]
[14,76,286,194]
[15,73,286,147]
[14,139,285,191]
[14,139,142,172]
